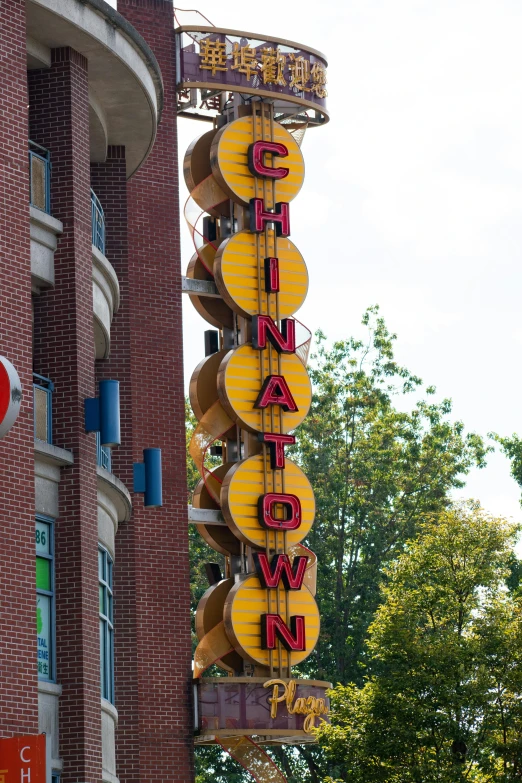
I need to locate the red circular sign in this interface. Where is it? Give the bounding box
[0,356,22,439]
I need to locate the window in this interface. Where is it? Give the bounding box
[29,141,51,214]
[99,546,114,703]
[36,516,54,681]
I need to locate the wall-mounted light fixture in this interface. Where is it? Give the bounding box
[133,448,163,508]
[84,379,121,447]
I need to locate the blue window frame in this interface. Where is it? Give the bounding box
[99,546,114,703]
[91,189,106,254]
[95,431,112,472]
[36,515,55,681]
[33,373,54,444]
[29,140,51,214]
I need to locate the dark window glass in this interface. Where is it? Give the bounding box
[99,546,114,703]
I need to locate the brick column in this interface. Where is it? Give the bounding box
[90,148,140,778]
[0,0,38,738]
[115,3,194,782]
[91,147,131,475]
[28,49,102,783]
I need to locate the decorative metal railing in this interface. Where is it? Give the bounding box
[96,431,112,472]
[91,189,106,254]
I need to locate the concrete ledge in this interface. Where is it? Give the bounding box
[181,276,220,298]
[30,206,63,292]
[188,506,225,525]
[27,35,52,68]
[84,0,163,120]
[38,680,63,770]
[38,680,63,697]
[93,245,120,359]
[26,0,164,177]
[35,442,73,517]
[101,698,120,783]
[90,91,109,163]
[101,697,119,726]
[34,440,74,468]
[97,466,132,524]
[35,452,61,519]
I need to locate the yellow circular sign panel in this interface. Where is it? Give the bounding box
[217,343,311,434]
[193,465,241,557]
[221,454,315,550]
[186,245,234,330]
[214,231,309,319]
[224,576,320,668]
[189,348,229,420]
[196,578,245,674]
[210,116,305,207]
[183,128,231,218]
[183,128,217,193]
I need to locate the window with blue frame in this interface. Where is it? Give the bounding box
[29,141,51,214]
[36,516,54,681]
[99,546,114,703]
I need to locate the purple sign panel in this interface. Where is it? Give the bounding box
[175,27,329,125]
[196,678,331,741]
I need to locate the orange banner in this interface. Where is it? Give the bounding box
[0,735,46,783]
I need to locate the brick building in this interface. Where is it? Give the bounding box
[0,1,193,782]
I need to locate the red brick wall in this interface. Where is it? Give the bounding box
[0,0,38,738]
[91,148,142,779]
[90,147,133,487]
[115,2,194,782]
[29,49,102,783]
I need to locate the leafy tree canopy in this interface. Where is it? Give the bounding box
[317,502,522,782]
[492,432,522,509]
[292,306,489,684]
[187,308,492,782]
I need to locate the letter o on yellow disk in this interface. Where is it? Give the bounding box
[221,454,315,549]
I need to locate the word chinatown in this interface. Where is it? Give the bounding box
[180,27,331,749]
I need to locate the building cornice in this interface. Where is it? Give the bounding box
[84,0,164,123]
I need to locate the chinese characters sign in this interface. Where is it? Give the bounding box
[198,39,326,96]
[176,27,329,125]
[181,22,331,750]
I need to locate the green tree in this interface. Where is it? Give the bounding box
[317,502,522,782]
[185,398,224,654]
[492,433,522,505]
[293,307,488,684]
[194,747,248,783]
[187,309,490,782]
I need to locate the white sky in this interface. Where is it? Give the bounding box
[176,0,522,524]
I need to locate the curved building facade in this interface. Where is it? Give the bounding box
[0,2,193,782]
